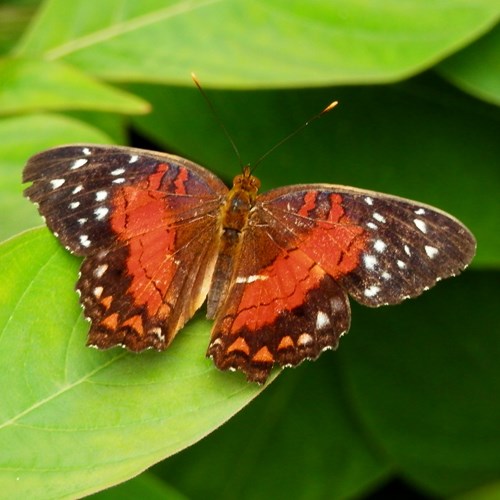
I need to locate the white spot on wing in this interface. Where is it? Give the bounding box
[50,178,65,189]
[129,154,139,163]
[364,196,374,205]
[82,147,91,155]
[113,178,126,184]
[397,260,406,269]
[95,190,108,202]
[425,245,439,258]
[71,158,88,169]
[210,338,223,348]
[111,168,125,176]
[404,245,411,256]
[235,275,269,284]
[79,234,91,247]
[316,311,330,330]
[94,264,108,278]
[364,285,380,297]
[381,271,392,280]
[330,296,344,312]
[367,222,378,230]
[373,239,387,253]
[78,218,87,225]
[149,327,164,342]
[414,218,427,233]
[373,212,386,223]
[415,208,426,215]
[363,254,377,270]
[94,206,109,220]
[93,286,103,299]
[72,185,83,194]
[69,201,80,209]
[297,333,313,346]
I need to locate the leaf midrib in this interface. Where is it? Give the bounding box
[43,0,220,60]
[0,353,126,430]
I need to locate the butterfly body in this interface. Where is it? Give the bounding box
[207,166,260,318]
[23,144,476,383]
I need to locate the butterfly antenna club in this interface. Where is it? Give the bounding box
[251,100,338,173]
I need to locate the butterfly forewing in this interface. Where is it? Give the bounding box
[23,145,227,254]
[258,185,476,307]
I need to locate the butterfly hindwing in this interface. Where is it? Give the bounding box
[24,144,228,350]
[207,186,361,382]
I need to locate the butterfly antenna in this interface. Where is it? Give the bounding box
[192,73,244,168]
[251,100,338,173]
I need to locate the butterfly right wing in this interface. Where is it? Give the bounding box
[207,184,475,383]
[24,144,228,350]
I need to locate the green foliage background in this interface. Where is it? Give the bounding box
[0,1,499,498]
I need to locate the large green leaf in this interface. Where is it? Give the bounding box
[128,79,499,267]
[0,113,115,242]
[0,229,266,499]
[0,58,150,115]
[439,23,500,106]
[153,356,392,499]
[14,0,500,87]
[339,271,500,496]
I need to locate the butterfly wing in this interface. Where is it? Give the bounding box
[330,187,476,305]
[24,144,228,350]
[208,185,476,383]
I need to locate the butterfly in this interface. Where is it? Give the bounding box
[23,144,476,383]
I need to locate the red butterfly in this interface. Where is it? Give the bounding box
[23,144,476,383]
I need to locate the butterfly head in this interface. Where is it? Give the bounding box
[231,165,261,198]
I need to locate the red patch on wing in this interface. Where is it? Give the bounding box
[110,163,183,316]
[230,192,366,333]
[299,192,366,277]
[231,249,323,332]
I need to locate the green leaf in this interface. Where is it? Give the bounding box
[438,23,500,106]
[128,79,499,267]
[0,1,38,55]
[91,472,187,500]
[0,113,115,242]
[14,0,500,87]
[0,58,150,114]
[0,229,266,499]
[339,271,500,496]
[153,357,392,499]
[454,479,500,500]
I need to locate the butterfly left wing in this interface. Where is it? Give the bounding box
[24,144,228,351]
[208,185,476,383]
